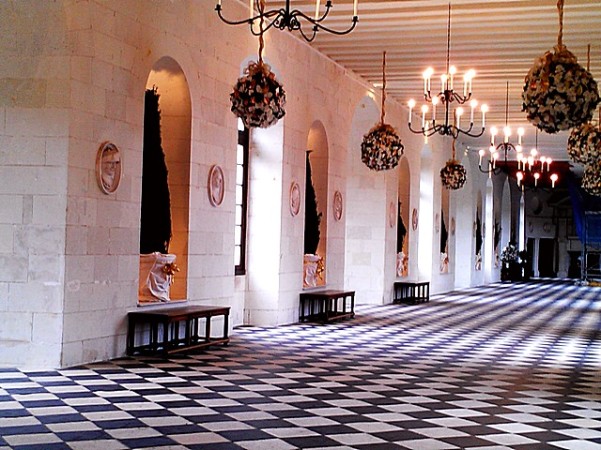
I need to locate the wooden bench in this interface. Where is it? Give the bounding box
[126,305,230,356]
[393,281,430,304]
[299,290,355,323]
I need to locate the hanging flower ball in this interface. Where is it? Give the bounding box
[567,122,601,165]
[522,46,599,134]
[360,123,404,171]
[582,160,601,196]
[440,159,467,190]
[230,61,286,128]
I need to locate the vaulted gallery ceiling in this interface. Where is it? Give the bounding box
[257,0,601,160]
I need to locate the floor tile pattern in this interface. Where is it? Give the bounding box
[2,280,601,449]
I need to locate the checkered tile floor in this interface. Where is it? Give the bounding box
[2,280,601,449]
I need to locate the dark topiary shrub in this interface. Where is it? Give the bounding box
[140,87,172,254]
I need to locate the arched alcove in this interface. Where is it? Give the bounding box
[305,121,329,287]
[397,157,410,277]
[484,178,494,282]
[140,56,191,302]
[440,179,450,274]
[475,191,483,272]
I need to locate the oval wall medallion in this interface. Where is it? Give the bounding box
[96,141,122,195]
[290,181,301,217]
[411,208,419,230]
[333,190,343,221]
[208,165,225,207]
[388,201,396,228]
[450,217,456,236]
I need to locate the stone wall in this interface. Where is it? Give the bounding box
[0,0,496,369]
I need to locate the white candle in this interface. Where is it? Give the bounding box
[218,0,222,5]
[353,0,358,17]
[481,104,488,129]
[479,149,485,166]
[315,0,321,20]
[547,158,552,172]
[408,99,415,124]
[421,105,428,129]
[469,100,477,124]
[490,126,497,146]
[455,107,463,129]
[449,66,456,91]
[551,173,558,188]
[432,97,438,123]
[250,0,254,19]
[504,126,511,144]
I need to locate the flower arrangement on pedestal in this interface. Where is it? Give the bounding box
[500,243,523,281]
[230,0,286,129]
[361,52,404,171]
[522,1,599,133]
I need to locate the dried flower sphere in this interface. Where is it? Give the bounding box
[231,61,286,128]
[522,46,599,134]
[440,159,467,190]
[582,161,601,197]
[568,122,601,165]
[360,123,404,171]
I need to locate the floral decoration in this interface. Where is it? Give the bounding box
[567,122,601,165]
[360,123,404,171]
[522,45,599,134]
[440,159,467,190]
[500,243,519,263]
[230,61,286,129]
[582,161,601,196]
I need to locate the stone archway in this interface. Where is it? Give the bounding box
[140,56,191,302]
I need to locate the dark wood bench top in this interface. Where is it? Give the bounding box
[128,305,230,321]
[300,290,355,299]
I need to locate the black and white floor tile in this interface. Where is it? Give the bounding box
[2,279,601,449]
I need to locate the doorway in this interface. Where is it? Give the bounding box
[538,238,556,278]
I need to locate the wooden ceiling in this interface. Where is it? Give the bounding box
[256,0,601,160]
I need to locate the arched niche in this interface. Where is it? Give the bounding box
[397,157,410,277]
[483,177,494,281]
[141,56,191,301]
[440,177,450,274]
[475,190,483,271]
[305,120,329,287]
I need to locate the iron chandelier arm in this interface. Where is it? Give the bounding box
[477,161,502,175]
[216,1,358,43]
[408,122,440,138]
[215,4,280,27]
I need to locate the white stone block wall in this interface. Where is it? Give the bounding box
[0,1,70,368]
[0,0,498,369]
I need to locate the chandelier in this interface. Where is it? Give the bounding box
[215,0,358,42]
[408,4,487,139]
[478,84,558,189]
